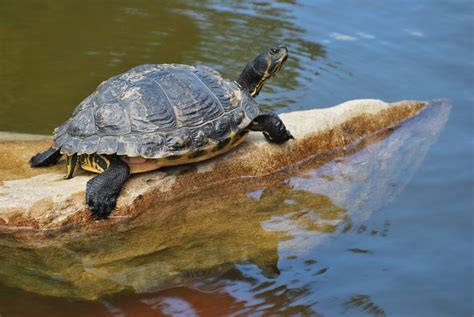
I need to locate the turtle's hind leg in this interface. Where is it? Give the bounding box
[29,147,63,167]
[86,154,130,220]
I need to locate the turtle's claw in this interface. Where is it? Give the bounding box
[86,177,119,220]
[87,192,118,220]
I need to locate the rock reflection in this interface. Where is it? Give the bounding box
[290,100,451,223]
[204,101,451,315]
[0,176,344,300]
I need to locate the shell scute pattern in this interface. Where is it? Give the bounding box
[241,92,259,118]
[67,110,96,137]
[95,76,129,104]
[94,102,130,135]
[61,137,81,154]
[165,129,192,152]
[191,129,209,148]
[121,87,153,132]
[154,69,224,127]
[54,64,259,158]
[232,110,244,128]
[122,80,176,132]
[53,121,71,149]
[118,134,141,157]
[140,134,165,157]
[120,64,161,84]
[193,65,240,112]
[212,114,232,139]
[79,135,100,154]
[97,136,118,155]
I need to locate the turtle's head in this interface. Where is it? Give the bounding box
[237,45,288,97]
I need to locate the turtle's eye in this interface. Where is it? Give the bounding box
[269,47,279,55]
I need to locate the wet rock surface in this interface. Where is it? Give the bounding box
[0,100,452,300]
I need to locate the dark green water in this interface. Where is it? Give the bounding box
[0,0,472,316]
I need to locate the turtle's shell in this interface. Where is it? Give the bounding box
[53,64,259,158]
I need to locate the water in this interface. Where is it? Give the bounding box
[0,0,472,316]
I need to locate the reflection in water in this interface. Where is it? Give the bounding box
[0,179,344,299]
[344,295,385,317]
[0,0,324,134]
[0,102,450,316]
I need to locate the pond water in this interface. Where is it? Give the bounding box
[0,0,472,316]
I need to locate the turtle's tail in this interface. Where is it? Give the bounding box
[29,147,63,167]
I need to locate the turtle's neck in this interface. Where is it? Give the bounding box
[236,63,265,97]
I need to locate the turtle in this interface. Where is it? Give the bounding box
[30,45,293,219]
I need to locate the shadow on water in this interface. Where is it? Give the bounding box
[0,0,324,134]
[0,102,450,315]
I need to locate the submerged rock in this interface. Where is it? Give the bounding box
[0,99,451,300]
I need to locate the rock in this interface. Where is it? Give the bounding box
[0,99,426,231]
[0,99,451,300]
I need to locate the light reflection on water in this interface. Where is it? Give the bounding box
[0,0,472,316]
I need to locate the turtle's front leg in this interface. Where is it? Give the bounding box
[249,110,294,144]
[86,154,130,220]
